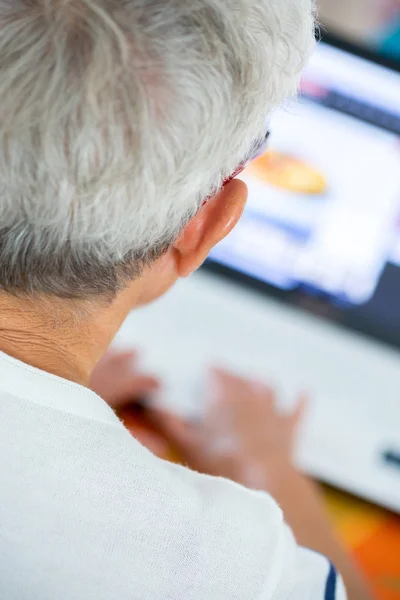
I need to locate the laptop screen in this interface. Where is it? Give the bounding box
[208,40,400,350]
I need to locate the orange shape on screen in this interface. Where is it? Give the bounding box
[248,150,328,195]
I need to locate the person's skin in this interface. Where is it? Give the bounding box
[0,178,372,599]
[0,179,246,386]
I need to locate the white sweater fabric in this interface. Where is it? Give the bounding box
[0,351,346,600]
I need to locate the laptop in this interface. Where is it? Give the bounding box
[114,36,400,513]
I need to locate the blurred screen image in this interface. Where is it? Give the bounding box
[209,41,400,345]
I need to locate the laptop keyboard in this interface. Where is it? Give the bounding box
[114,271,400,511]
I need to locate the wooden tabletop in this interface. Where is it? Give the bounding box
[324,486,400,600]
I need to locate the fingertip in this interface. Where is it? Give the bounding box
[209,366,227,380]
[250,380,275,399]
[298,392,309,409]
[149,408,195,447]
[135,375,160,389]
[132,428,170,458]
[208,368,227,403]
[292,393,309,422]
[148,376,161,389]
[115,349,137,360]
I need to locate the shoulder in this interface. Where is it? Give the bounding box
[156,460,346,600]
[156,460,345,599]
[156,460,284,598]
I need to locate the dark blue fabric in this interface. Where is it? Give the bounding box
[325,563,337,600]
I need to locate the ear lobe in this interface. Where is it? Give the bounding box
[173,179,248,277]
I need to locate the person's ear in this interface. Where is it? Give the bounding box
[173,179,247,277]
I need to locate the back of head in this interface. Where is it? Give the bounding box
[0,0,315,298]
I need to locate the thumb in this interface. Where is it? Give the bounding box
[289,393,308,429]
[128,375,160,397]
[103,375,159,409]
[148,408,200,456]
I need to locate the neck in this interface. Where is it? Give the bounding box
[0,289,138,386]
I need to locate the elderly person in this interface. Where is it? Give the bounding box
[0,2,371,599]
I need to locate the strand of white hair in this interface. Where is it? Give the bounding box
[0,0,315,297]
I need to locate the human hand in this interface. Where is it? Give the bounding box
[152,369,306,488]
[90,350,173,457]
[144,370,373,600]
[90,350,159,410]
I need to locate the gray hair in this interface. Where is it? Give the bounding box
[0,0,315,298]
